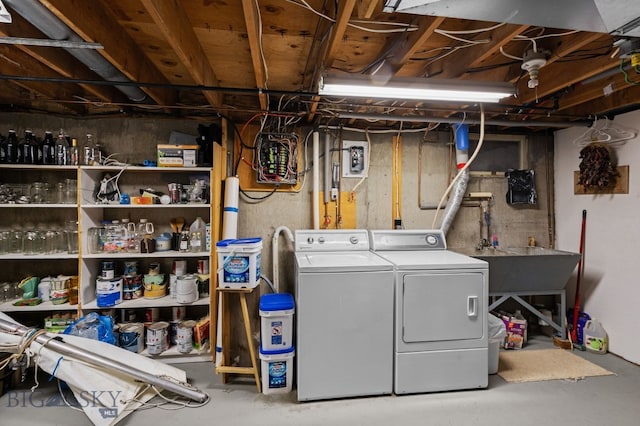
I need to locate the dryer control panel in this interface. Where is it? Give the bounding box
[295,229,370,252]
[369,229,447,251]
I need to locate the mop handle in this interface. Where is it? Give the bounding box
[571,209,587,341]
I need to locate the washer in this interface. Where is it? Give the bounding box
[370,229,489,395]
[294,229,394,401]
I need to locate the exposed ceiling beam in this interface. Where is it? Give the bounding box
[448,24,530,79]
[140,0,222,108]
[0,11,125,105]
[385,15,445,74]
[356,0,380,19]
[569,81,640,117]
[556,69,630,112]
[323,0,358,68]
[241,0,268,111]
[40,0,176,107]
[0,46,85,114]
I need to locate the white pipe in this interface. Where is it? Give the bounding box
[324,132,331,204]
[218,176,240,367]
[272,226,294,293]
[312,129,320,229]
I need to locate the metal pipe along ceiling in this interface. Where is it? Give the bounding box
[4,0,147,102]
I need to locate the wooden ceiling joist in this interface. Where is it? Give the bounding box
[241,0,269,111]
[41,0,176,107]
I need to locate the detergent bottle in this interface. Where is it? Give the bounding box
[583,319,608,354]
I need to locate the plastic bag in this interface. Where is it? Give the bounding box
[63,312,117,345]
[488,313,506,339]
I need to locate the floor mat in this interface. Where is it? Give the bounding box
[498,348,615,383]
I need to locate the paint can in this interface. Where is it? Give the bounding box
[176,274,199,304]
[122,274,143,300]
[96,277,122,307]
[119,322,144,353]
[197,259,209,274]
[123,260,139,276]
[169,320,180,346]
[172,260,187,276]
[177,320,196,353]
[172,306,186,321]
[146,321,169,355]
[144,307,159,323]
[123,309,137,322]
[100,260,115,279]
[169,274,177,299]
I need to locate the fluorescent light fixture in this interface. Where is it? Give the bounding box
[319,75,514,103]
[0,0,12,23]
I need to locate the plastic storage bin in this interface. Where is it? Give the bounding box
[216,238,262,289]
[259,347,295,394]
[259,293,294,351]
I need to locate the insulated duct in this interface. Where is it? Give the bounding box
[439,123,470,236]
[5,0,147,102]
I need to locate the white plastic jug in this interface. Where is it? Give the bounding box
[584,319,608,354]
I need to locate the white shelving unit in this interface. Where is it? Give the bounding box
[0,164,80,319]
[78,165,215,363]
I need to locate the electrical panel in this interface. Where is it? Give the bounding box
[256,132,299,185]
[342,140,369,178]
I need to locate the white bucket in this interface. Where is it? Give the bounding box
[488,337,503,374]
[259,347,295,394]
[176,274,199,304]
[216,238,262,289]
[96,278,123,307]
[259,293,294,351]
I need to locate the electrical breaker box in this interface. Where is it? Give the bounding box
[342,140,369,178]
[256,133,299,184]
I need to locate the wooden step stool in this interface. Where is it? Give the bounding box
[215,287,261,393]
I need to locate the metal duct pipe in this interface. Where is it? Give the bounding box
[5,0,147,102]
[439,123,470,236]
[0,318,208,402]
[335,112,591,128]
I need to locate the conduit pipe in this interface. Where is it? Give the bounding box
[5,0,147,102]
[272,226,294,293]
[335,112,591,128]
[312,129,320,229]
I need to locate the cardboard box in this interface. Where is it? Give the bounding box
[157,144,199,167]
[502,314,527,349]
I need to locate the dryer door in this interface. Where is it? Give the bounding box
[402,272,484,343]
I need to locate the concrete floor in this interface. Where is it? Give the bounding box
[2,335,639,426]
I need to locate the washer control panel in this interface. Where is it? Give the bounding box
[295,229,370,251]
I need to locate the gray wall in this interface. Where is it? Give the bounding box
[1,113,555,362]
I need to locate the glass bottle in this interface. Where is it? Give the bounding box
[69,138,79,166]
[83,133,94,165]
[55,129,69,165]
[4,130,18,164]
[42,131,56,165]
[190,231,202,253]
[179,230,190,252]
[19,130,37,164]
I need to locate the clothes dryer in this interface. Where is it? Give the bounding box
[370,229,489,394]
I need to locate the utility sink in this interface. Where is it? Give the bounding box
[453,246,581,293]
